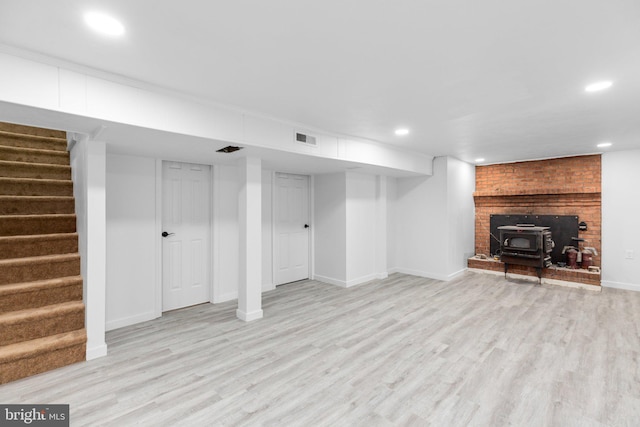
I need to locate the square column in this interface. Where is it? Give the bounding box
[237,156,264,321]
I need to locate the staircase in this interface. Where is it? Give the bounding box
[0,122,86,384]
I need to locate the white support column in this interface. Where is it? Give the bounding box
[237,156,264,321]
[70,137,108,360]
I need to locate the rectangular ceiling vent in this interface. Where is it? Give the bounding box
[216,145,243,153]
[295,131,317,146]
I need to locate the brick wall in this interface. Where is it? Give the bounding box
[473,155,602,283]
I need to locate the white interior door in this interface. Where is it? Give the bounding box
[162,161,211,311]
[274,173,310,286]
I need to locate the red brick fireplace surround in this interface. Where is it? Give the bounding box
[469,155,601,286]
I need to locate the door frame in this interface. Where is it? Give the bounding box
[154,159,216,318]
[271,171,312,287]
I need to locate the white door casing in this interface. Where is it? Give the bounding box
[274,173,310,286]
[162,161,211,311]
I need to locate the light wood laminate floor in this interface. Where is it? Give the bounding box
[1,272,640,426]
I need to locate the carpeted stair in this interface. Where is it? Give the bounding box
[0,122,86,384]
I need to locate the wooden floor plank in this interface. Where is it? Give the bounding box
[0,271,639,426]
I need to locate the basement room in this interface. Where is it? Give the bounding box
[1,1,639,425]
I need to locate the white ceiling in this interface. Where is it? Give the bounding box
[1,0,639,164]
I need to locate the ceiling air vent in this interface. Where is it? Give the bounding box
[216,145,243,153]
[295,131,317,146]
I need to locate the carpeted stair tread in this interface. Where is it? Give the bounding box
[0,177,73,196]
[0,276,83,313]
[0,122,66,139]
[0,214,76,236]
[0,233,79,259]
[0,131,67,152]
[0,195,75,215]
[0,329,86,384]
[0,301,85,346]
[0,145,70,165]
[0,253,80,285]
[0,160,71,180]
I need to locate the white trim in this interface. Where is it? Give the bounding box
[376,272,389,280]
[86,343,108,361]
[601,280,640,292]
[212,165,223,304]
[313,274,347,288]
[309,175,315,281]
[209,167,216,304]
[154,159,163,318]
[236,309,264,322]
[391,267,466,282]
[345,273,379,288]
[468,268,602,292]
[106,311,157,331]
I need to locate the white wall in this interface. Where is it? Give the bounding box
[387,177,398,271]
[446,157,476,273]
[105,154,158,330]
[602,150,640,291]
[261,170,274,291]
[345,172,377,285]
[313,173,347,284]
[392,156,475,280]
[212,164,241,302]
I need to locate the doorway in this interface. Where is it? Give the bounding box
[274,173,310,286]
[161,161,211,311]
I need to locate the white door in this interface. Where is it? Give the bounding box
[274,173,310,286]
[162,161,211,311]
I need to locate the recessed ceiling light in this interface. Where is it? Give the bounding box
[475,158,485,163]
[394,128,409,136]
[585,81,613,92]
[84,11,125,37]
[597,142,612,148]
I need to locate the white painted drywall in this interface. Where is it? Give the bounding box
[0,50,433,175]
[262,170,274,291]
[446,157,476,275]
[105,154,158,330]
[213,164,241,302]
[387,177,398,272]
[70,137,107,359]
[236,157,263,321]
[602,150,640,291]
[345,172,377,285]
[313,173,347,284]
[392,156,475,280]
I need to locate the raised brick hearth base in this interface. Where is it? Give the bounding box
[468,257,601,287]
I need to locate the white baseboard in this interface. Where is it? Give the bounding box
[105,311,157,331]
[392,267,464,282]
[601,280,640,292]
[86,342,108,360]
[313,274,347,287]
[345,273,379,288]
[314,272,389,288]
[236,309,263,322]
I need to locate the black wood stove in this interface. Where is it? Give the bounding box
[498,224,554,282]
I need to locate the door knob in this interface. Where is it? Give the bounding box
[304,224,309,229]
[162,231,175,237]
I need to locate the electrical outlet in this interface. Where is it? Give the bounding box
[625,250,635,259]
